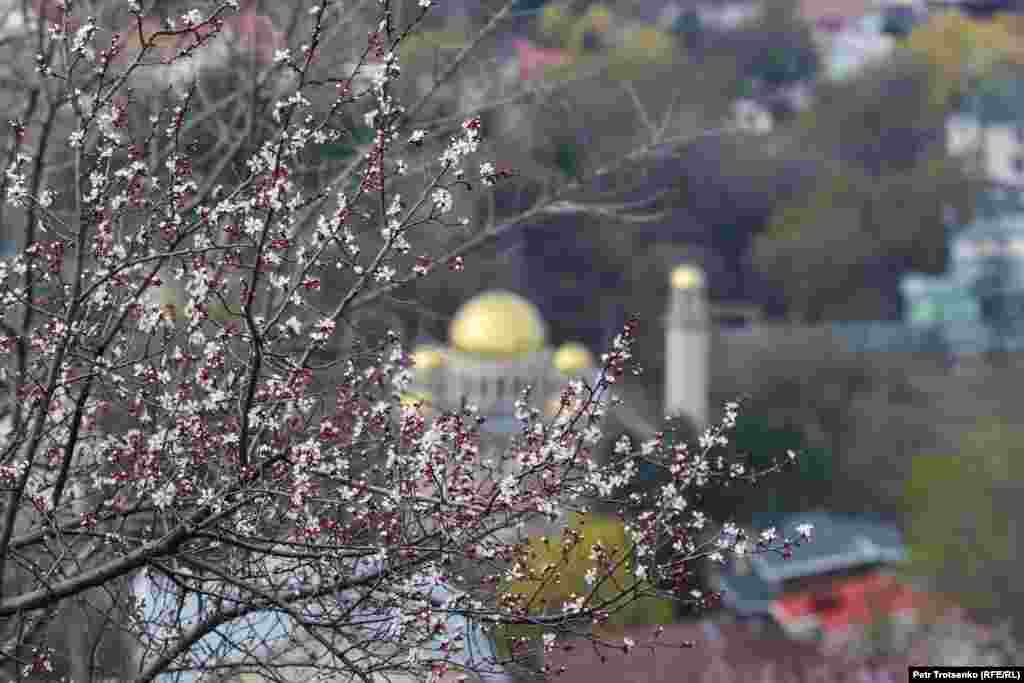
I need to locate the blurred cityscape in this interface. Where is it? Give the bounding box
[383,0,1024,676]
[5,0,1024,678]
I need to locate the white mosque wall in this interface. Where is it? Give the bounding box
[443,349,555,418]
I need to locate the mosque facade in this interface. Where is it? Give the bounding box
[403,263,711,445]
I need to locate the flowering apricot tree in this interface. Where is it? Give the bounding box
[0,1,810,681]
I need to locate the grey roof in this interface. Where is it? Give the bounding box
[715,567,782,616]
[957,212,1024,244]
[752,512,906,582]
[716,512,907,615]
[972,187,1024,221]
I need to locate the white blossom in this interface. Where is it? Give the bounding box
[431,188,452,215]
[152,483,176,510]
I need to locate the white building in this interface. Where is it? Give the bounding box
[947,114,1024,188]
[825,11,896,81]
[732,98,775,134]
[801,0,924,81]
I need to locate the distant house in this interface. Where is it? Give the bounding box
[902,188,1024,357]
[544,511,1012,682]
[947,72,1024,188]
[799,0,925,80]
[801,0,875,43]
[710,512,933,649]
[899,71,1024,359]
[697,0,765,29]
[733,97,776,132]
[801,0,923,40]
[825,11,897,80]
[654,0,764,32]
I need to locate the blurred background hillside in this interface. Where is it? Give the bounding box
[4,0,1024,674]
[368,0,1024,648]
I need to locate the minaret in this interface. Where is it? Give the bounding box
[665,264,709,430]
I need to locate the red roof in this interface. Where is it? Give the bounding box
[772,572,932,636]
[512,39,571,82]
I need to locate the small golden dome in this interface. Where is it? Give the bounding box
[670,264,705,290]
[553,341,595,375]
[410,345,446,372]
[449,290,547,358]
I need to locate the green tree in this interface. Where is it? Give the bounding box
[905,10,1024,107]
[709,325,928,518]
[902,418,1024,625]
[726,0,819,88]
[755,158,972,323]
[798,55,946,176]
[753,56,976,324]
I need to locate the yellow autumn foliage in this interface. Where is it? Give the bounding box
[540,2,575,43]
[494,513,674,660]
[396,29,469,62]
[502,513,674,624]
[606,25,679,80]
[905,11,1024,106]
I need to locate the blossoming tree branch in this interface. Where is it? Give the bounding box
[0,0,810,681]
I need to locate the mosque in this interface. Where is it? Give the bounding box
[399,262,712,468]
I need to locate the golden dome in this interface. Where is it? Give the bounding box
[410,345,446,372]
[553,341,595,375]
[449,290,547,358]
[670,264,705,290]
